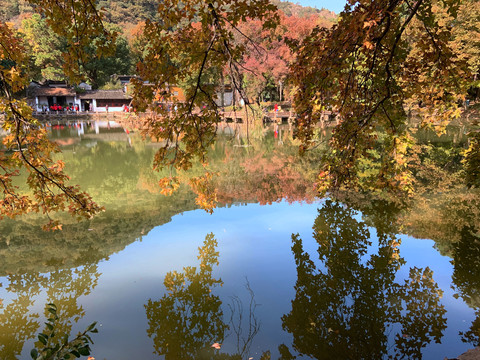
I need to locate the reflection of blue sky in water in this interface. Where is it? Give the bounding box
[81,202,321,360]
[396,234,474,360]
[1,121,478,359]
[65,201,474,360]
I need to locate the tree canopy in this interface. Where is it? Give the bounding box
[1,0,480,225]
[293,0,475,194]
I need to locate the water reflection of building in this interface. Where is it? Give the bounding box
[47,120,122,134]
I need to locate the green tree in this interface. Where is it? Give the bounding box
[20,15,134,86]
[80,24,134,88]
[97,0,158,24]
[21,13,67,81]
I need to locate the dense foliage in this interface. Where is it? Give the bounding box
[0,0,480,225]
[1,0,334,89]
[292,0,479,194]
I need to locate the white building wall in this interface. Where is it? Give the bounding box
[36,96,49,111]
[96,106,125,112]
[66,96,76,106]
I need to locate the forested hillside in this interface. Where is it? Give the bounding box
[0,0,337,25]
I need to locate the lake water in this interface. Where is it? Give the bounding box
[0,119,479,359]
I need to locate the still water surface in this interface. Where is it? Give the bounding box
[0,120,479,359]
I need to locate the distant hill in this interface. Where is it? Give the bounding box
[97,0,159,24]
[1,0,337,25]
[0,0,158,24]
[0,0,33,23]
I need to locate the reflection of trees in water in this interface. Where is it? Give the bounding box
[337,175,480,351]
[0,188,199,276]
[227,280,260,358]
[451,226,480,345]
[145,233,227,359]
[0,273,42,359]
[0,134,321,276]
[57,133,319,208]
[213,137,318,206]
[280,201,447,360]
[0,264,100,359]
[145,233,265,360]
[41,264,100,346]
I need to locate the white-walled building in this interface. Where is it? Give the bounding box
[30,84,131,112]
[33,87,79,112]
[78,90,131,112]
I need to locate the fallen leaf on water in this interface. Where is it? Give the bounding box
[211,343,221,349]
